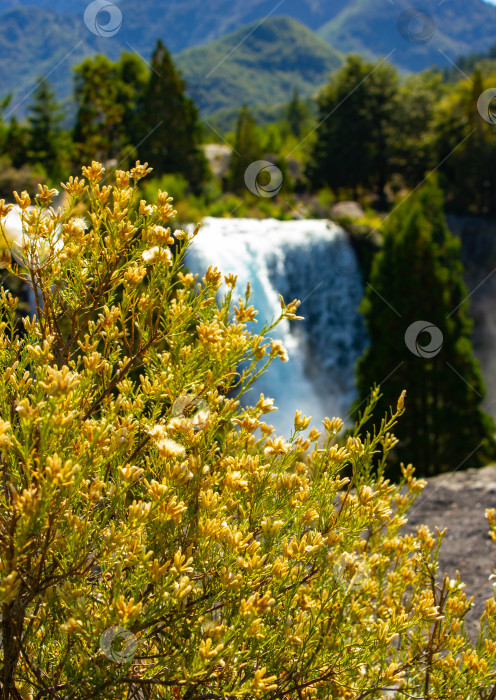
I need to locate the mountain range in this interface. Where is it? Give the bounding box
[176,17,343,117]
[1,0,495,122]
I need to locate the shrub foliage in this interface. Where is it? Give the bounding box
[0,163,496,699]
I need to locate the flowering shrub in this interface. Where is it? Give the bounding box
[0,162,496,699]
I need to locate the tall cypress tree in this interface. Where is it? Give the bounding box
[356,181,496,478]
[138,40,207,193]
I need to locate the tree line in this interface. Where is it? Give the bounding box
[1,44,496,215]
[0,40,208,195]
[306,54,496,214]
[1,40,496,478]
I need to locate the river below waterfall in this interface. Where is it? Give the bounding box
[187,217,368,435]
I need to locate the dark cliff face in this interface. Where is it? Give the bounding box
[446,215,496,418]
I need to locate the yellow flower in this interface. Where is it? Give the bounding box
[36,184,59,205]
[129,161,153,180]
[114,170,130,189]
[61,176,86,197]
[124,266,147,286]
[256,393,277,413]
[0,199,13,218]
[270,339,288,362]
[0,418,11,448]
[251,667,277,693]
[139,200,156,217]
[39,366,79,396]
[157,438,185,459]
[13,191,31,210]
[82,161,105,183]
[264,436,291,456]
[142,246,160,264]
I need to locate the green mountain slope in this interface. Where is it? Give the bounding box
[0,11,341,122]
[175,16,343,116]
[0,8,121,119]
[1,0,496,121]
[2,0,348,53]
[4,0,495,70]
[318,0,496,72]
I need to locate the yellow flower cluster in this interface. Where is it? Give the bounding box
[0,162,494,699]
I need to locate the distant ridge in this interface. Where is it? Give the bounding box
[176,16,343,117]
[1,0,496,118]
[318,0,496,73]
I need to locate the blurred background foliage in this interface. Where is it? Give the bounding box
[2,42,496,219]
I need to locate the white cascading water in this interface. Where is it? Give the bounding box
[187,217,368,435]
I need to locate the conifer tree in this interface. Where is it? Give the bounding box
[0,93,12,153]
[4,117,28,169]
[26,78,67,179]
[138,40,208,193]
[73,53,148,168]
[286,87,308,138]
[74,56,126,166]
[306,55,399,201]
[433,69,496,215]
[356,181,496,477]
[226,106,264,194]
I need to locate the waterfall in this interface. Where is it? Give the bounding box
[187,217,368,435]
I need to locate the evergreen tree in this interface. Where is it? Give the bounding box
[26,78,66,179]
[74,56,127,165]
[73,53,148,168]
[286,87,308,138]
[432,69,496,215]
[306,56,399,202]
[356,181,496,478]
[392,70,444,188]
[226,106,264,194]
[138,40,208,193]
[0,93,12,153]
[117,52,149,152]
[5,117,29,169]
